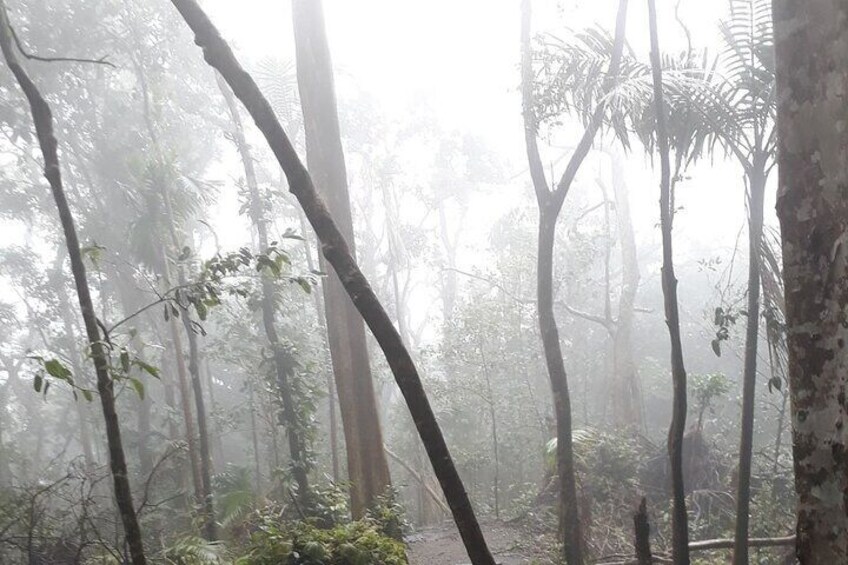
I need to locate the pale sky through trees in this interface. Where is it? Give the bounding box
[204,0,773,352]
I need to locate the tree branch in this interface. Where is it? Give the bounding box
[9,24,115,68]
[563,303,613,330]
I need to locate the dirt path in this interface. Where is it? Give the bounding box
[407,521,555,565]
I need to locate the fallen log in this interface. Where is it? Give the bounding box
[596,535,796,564]
[385,445,451,515]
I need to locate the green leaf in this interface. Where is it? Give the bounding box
[135,360,160,379]
[195,300,208,321]
[81,389,94,402]
[120,349,131,374]
[44,358,73,381]
[34,374,43,392]
[296,277,312,294]
[129,377,145,400]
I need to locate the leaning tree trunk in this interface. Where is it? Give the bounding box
[0,5,147,564]
[773,2,848,563]
[217,75,311,500]
[290,0,392,519]
[168,1,495,563]
[520,0,628,562]
[732,159,766,565]
[647,1,690,563]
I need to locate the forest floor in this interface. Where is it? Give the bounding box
[406,520,556,564]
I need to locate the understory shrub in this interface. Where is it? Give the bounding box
[236,513,408,565]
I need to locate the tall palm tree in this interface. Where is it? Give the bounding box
[536,3,775,560]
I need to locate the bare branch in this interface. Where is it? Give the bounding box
[9,24,116,68]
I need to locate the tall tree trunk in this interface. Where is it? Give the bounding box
[479,339,499,520]
[154,144,216,538]
[647,2,690,563]
[56,279,97,473]
[180,309,216,540]
[0,7,147,564]
[217,75,311,501]
[538,210,584,563]
[290,0,391,517]
[610,154,642,429]
[732,161,766,565]
[169,2,496,562]
[520,0,628,562]
[773,2,848,562]
[202,357,225,469]
[298,210,340,483]
[162,249,204,505]
[248,383,263,493]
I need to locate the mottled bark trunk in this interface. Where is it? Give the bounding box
[290,0,391,517]
[0,6,147,563]
[773,2,848,562]
[169,2,495,562]
[647,1,690,562]
[217,75,311,501]
[733,162,766,565]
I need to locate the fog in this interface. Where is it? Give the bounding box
[0,0,813,564]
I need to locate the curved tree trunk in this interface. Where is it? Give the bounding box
[647,1,690,563]
[521,0,628,562]
[773,1,848,562]
[537,211,584,563]
[0,6,147,563]
[168,1,495,562]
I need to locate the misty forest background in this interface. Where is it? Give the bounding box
[0,0,841,564]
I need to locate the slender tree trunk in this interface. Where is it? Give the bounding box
[773,2,848,562]
[163,251,204,505]
[647,2,690,562]
[0,7,147,563]
[610,154,642,428]
[733,162,766,565]
[180,309,216,540]
[169,2,496,562]
[479,339,499,520]
[297,209,340,482]
[202,357,225,469]
[57,281,97,472]
[290,0,392,518]
[248,383,263,493]
[520,0,628,562]
[538,211,583,562]
[217,75,311,502]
